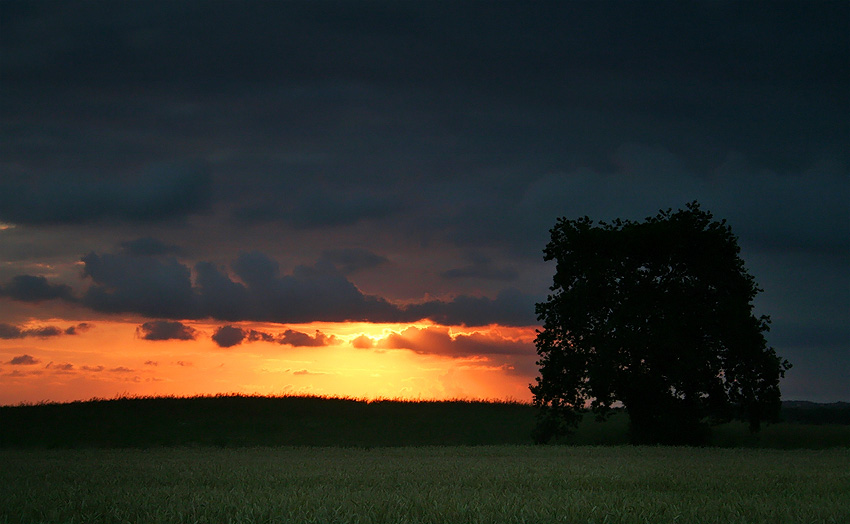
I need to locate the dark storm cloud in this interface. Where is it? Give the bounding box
[406,289,537,327]
[135,320,197,341]
[0,275,74,302]
[441,254,518,282]
[2,250,536,326]
[196,252,537,325]
[233,190,399,229]
[320,248,389,274]
[119,237,184,257]
[3,2,845,185]
[216,252,401,323]
[81,252,197,319]
[0,164,212,225]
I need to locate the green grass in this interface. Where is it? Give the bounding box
[1,446,848,523]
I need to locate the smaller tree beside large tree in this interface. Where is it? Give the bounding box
[530,202,791,445]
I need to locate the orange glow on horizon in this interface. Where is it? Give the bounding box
[0,318,539,405]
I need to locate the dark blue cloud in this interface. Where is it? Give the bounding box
[320,248,389,274]
[81,252,197,319]
[0,275,74,302]
[441,253,518,282]
[232,189,399,229]
[119,237,184,257]
[0,163,211,225]
[2,251,539,326]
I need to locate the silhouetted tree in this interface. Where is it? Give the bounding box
[530,202,791,445]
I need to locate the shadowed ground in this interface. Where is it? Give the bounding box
[1,446,848,523]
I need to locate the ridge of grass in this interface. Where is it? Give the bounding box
[2,394,847,449]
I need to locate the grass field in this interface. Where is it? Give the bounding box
[2,445,848,524]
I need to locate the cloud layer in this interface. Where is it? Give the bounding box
[2,250,537,326]
[0,2,846,401]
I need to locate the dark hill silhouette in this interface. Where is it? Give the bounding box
[1,395,846,448]
[0,395,538,448]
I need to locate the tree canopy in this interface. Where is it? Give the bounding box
[530,202,791,445]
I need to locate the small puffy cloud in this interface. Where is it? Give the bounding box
[0,275,75,302]
[144,360,159,366]
[8,354,41,365]
[110,366,134,373]
[211,325,277,348]
[292,369,326,376]
[136,320,198,341]
[279,329,337,347]
[64,323,93,335]
[248,330,276,343]
[351,334,375,349]
[26,326,64,338]
[81,365,104,372]
[211,325,246,348]
[46,362,74,371]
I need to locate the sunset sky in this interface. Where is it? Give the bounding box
[1,1,847,405]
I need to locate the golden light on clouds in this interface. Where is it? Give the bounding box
[0,319,538,405]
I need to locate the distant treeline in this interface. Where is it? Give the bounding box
[1,395,847,449]
[780,401,850,425]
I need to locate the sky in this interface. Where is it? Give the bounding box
[1,1,847,405]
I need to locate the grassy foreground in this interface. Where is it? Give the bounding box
[2,445,848,524]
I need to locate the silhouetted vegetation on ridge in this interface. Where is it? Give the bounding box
[1,394,847,449]
[0,394,536,448]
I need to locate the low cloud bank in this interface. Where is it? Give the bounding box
[3,251,538,326]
